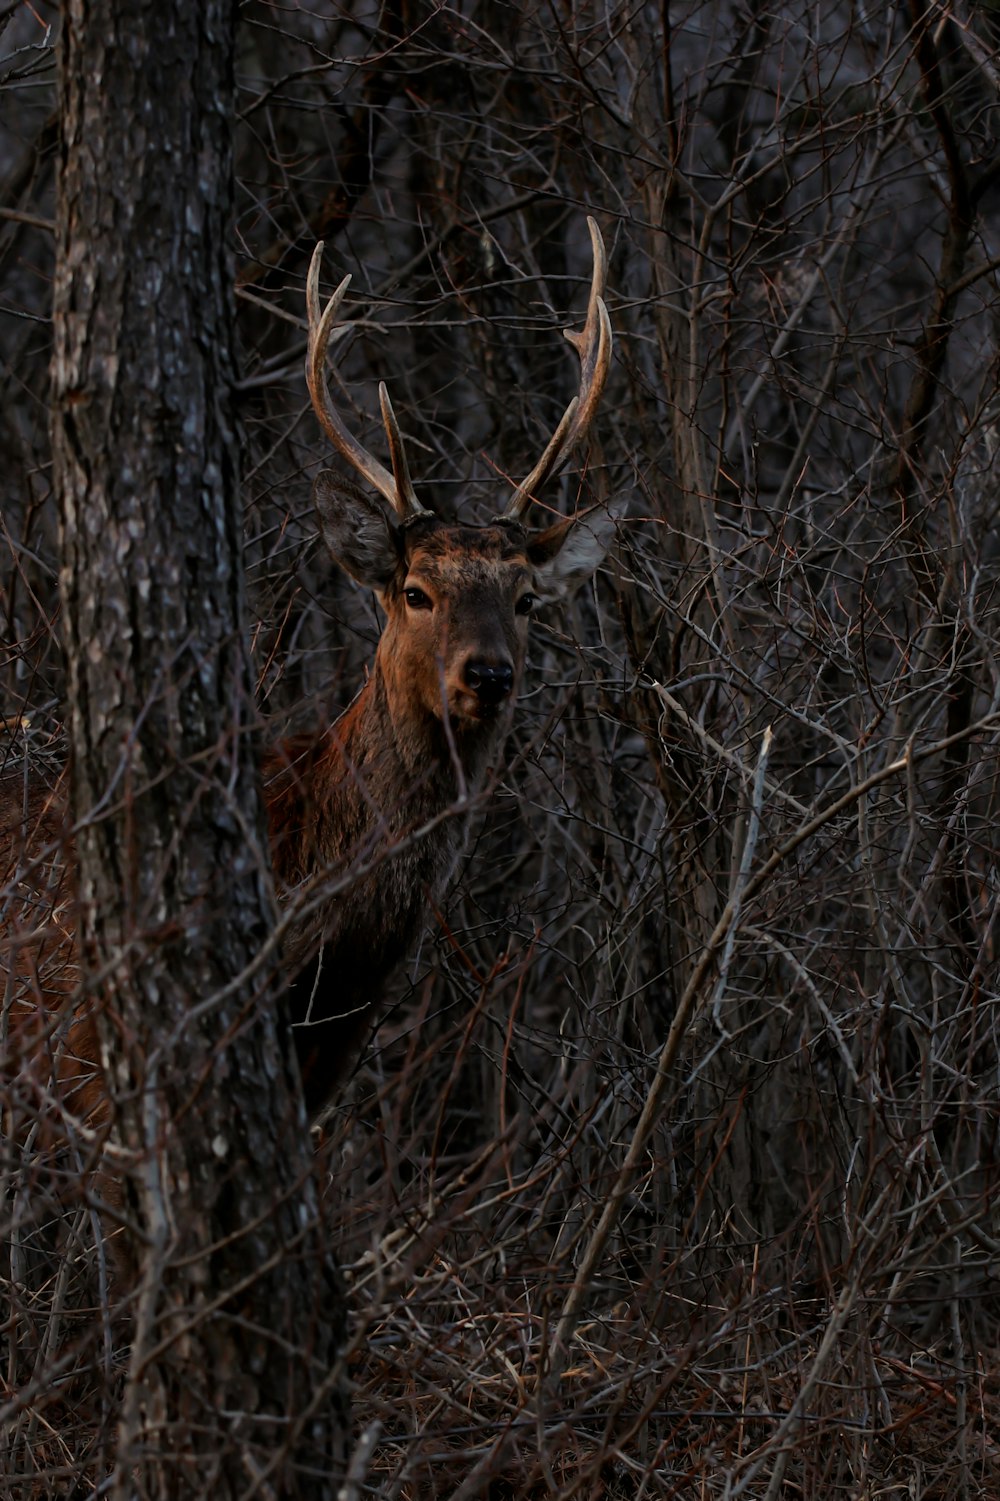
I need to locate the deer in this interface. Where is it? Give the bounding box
[1,218,614,1132]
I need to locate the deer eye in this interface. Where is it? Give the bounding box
[515,593,536,617]
[404,586,433,611]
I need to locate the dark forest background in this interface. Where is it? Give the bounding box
[5,1,1000,1495]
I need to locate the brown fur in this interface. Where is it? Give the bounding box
[1,505,612,1125]
[266,517,536,1111]
[0,770,109,1145]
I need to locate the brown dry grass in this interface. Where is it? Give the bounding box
[6,1,1000,1494]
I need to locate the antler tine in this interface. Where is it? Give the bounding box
[379,382,429,518]
[305,242,427,521]
[500,216,613,522]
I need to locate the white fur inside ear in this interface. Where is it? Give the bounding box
[533,509,616,601]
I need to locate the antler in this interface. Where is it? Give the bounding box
[498,217,613,522]
[306,242,430,521]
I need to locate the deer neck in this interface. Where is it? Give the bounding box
[345,648,502,800]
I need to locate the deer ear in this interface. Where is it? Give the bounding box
[313,471,402,590]
[526,508,616,601]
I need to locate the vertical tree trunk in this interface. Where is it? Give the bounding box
[50,3,347,1494]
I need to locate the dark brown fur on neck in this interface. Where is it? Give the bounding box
[265,611,507,1113]
[4,221,616,1129]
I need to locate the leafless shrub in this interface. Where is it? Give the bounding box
[4,0,1000,1494]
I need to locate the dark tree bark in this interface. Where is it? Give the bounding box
[50,3,347,1495]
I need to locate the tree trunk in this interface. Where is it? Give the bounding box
[50,3,348,1494]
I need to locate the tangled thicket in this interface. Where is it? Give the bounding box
[4,1,1000,1494]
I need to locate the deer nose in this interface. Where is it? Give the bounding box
[464,660,514,706]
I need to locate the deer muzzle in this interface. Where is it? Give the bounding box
[463,659,515,708]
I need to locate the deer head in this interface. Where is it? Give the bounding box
[305,218,614,734]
